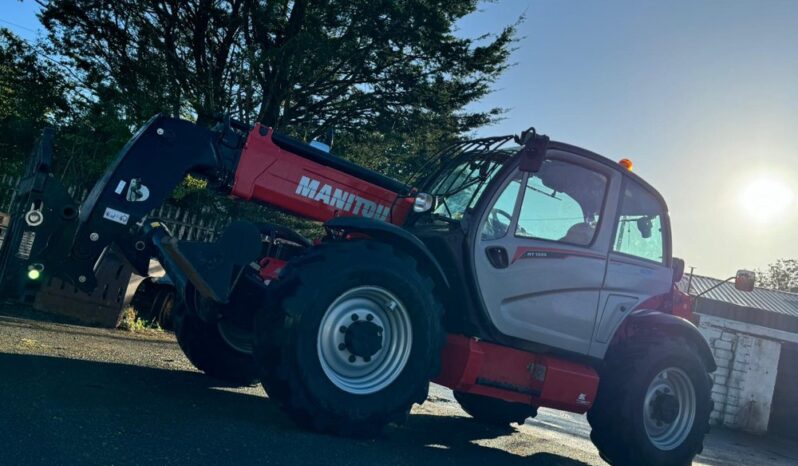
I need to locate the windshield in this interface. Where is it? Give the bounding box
[425,149,516,220]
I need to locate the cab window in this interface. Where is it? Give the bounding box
[480,172,522,240]
[515,160,608,246]
[613,180,666,263]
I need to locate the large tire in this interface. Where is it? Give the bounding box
[173,300,258,386]
[131,280,177,331]
[150,286,177,331]
[587,335,713,466]
[254,240,445,436]
[454,391,537,426]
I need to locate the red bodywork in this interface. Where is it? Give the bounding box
[258,257,287,281]
[232,124,413,225]
[231,124,601,413]
[434,335,599,413]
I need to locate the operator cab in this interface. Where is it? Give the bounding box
[408,136,674,359]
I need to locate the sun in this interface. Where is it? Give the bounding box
[740,177,794,222]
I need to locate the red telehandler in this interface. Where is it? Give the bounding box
[1,115,716,465]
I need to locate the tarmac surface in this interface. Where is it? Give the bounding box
[1,304,796,466]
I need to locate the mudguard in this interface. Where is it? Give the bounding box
[324,216,450,289]
[613,309,717,372]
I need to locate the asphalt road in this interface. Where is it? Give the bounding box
[1,305,796,466]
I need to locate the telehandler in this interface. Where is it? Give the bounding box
[1,115,719,465]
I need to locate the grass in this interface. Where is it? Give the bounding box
[118,307,163,333]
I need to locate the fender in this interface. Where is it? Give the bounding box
[610,309,717,372]
[325,216,450,290]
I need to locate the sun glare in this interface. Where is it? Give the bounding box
[740,177,794,222]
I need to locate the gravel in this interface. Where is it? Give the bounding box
[1,304,794,466]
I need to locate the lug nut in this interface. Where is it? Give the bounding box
[366,314,374,321]
[348,355,356,363]
[351,314,359,321]
[363,356,371,363]
[339,325,347,333]
[338,343,346,351]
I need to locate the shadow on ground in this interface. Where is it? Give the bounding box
[0,353,590,466]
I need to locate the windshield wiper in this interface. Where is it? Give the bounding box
[526,184,562,200]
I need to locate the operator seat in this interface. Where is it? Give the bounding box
[559,222,595,245]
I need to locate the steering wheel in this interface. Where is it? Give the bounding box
[491,208,512,225]
[483,208,513,240]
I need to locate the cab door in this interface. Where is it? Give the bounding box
[588,178,674,358]
[472,150,621,355]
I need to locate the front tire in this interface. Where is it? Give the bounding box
[587,335,713,466]
[254,240,444,436]
[173,300,258,386]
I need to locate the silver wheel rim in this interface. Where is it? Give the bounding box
[643,367,696,451]
[317,286,413,395]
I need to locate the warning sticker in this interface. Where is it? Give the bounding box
[103,207,130,225]
[114,180,127,195]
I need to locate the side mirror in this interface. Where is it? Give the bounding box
[734,269,756,292]
[517,127,548,173]
[672,257,685,283]
[637,217,653,238]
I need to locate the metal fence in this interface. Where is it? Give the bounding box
[0,174,225,246]
[0,174,18,214]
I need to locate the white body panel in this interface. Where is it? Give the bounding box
[472,149,673,356]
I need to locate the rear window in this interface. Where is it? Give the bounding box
[613,180,667,263]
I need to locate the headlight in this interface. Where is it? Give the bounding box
[413,193,434,213]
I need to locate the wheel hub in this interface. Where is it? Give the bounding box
[643,368,697,451]
[651,392,680,424]
[317,286,413,395]
[344,320,383,359]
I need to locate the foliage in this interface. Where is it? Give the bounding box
[2,1,517,217]
[0,29,70,175]
[756,259,798,293]
[38,0,515,136]
[118,306,162,332]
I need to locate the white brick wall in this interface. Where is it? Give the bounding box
[697,316,782,434]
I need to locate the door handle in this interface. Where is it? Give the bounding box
[485,246,509,269]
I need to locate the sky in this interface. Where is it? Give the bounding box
[2,0,797,278]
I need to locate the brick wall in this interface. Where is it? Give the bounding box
[698,315,782,434]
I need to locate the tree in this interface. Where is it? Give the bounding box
[0,28,70,175]
[38,0,515,145]
[757,259,798,293]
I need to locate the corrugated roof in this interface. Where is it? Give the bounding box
[678,274,798,319]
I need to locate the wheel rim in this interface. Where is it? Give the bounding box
[643,367,696,451]
[317,286,413,395]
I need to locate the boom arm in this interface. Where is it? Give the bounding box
[67,115,242,288]
[1,115,413,303]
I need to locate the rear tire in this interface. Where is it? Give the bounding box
[254,240,445,436]
[173,300,258,386]
[131,280,177,331]
[150,286,176,331]
[587,335,713,466]
[454,391,537,426]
